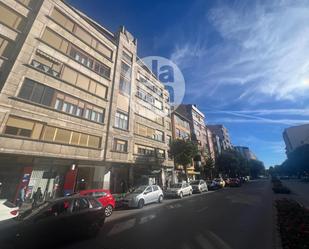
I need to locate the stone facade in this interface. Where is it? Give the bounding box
[0,0,172,200]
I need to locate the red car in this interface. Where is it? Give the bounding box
[79,189,115,217]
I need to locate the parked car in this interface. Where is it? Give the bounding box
[123,185,163,209]
[0,196,105,249]
[79,189,115,217]
[206,180,220,190]
[190,180,208,193]
[165,182,193,198]
[0,199,19,222]
[229,178,242,187]
[214,178,226,188]
[223,178,231,187]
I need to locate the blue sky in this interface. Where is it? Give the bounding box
[67,0,309,167]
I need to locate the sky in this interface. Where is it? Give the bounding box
[67,0,309,168]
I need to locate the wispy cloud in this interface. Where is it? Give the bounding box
[170,0,309,104]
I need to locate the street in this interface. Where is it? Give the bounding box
[58,180,274,249]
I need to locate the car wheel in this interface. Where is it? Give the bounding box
[104,205,113,217]
[158,195,163,203]
[179,192,183,198]
[138,199,144,209]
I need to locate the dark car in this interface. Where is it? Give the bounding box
[0,196,105,249]
[229,178,242,187]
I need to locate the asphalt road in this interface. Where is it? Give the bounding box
[58,180,274,249]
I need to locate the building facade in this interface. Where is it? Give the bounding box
[234,146,257,160]
[0,0,172,201]
[283,124,309,154]
[208,124,233,151]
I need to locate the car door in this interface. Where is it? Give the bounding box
[152,185,159,202]
[143,186,153,204]
[93,191,108,207]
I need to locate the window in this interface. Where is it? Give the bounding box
[4,116,43,139]
[50,8,113,60]
[119,76,130,95]
[72,198,89,213]
[157,149,165,159]
[167,135,172,144]
[122,51,132,64]
[41,126,101,148]
[152,185,159,191]
[69,46,93,68]
[31,53,62,77]
[154,99,163,110]
[154,130,164,142]
[41,28,69,53]
[113,139,128,152]
[94,61,111,78]
[18,79,55,107]
[121,62,131,78]
[115,112,128,130]
[61,65,108,98]
[136,145,155,156]
[0,3,23,30]
[0,37,10,58]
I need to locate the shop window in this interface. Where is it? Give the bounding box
[113,138,128,152]
[115,111,128,130]
[0,3,23,31]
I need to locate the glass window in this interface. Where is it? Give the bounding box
[0,3,23,30]
[113,139,128,152]
[54,99,63,111]
[152,186,159,191]
[121,62,131,78]
[18,79,34,100]
[30,83,44,104]
[62,66,78,85]
[41,87,54,106]
[72,198,89,213]
[42,126,56,141]
[119,76,130,95]
[85,109,91,120]
[88,136,100,148]
[54,129,71,144]
[94,62,111,78]
[115,112,128,130]
[62,102,68,112]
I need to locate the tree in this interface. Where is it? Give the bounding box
[202,155,215,179]
[170,139,198,181]
[248,159,265,179]
[216,150,242,177]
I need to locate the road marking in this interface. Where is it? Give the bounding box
[204,231,233,249]
[195,233,217,249]
[108,218,136,236]
[166,203,182,209]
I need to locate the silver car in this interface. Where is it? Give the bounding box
[123,185,164,209]
[165,182,193,198]
[190,180,208,193]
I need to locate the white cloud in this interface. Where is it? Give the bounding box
[170,0,309,103]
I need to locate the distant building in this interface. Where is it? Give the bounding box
[208,125,233,151]
[234,146,257,160]
[283,124,309,154]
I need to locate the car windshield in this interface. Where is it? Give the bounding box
[170,183,182,188]
[190,181,200,185]
[133,186,147,193]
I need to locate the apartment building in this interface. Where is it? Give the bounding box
[208,124,233,151]
[205,127,216,161]
[283,124,309,154]
[0,0,172,201]
[234,146,257,160]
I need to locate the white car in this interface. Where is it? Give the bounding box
[190,180,208,193]
[165,182,193,198]
[0,199,19,222]
[123,185,164,209]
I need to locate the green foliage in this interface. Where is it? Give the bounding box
[216,149,264,178]
[272,144,309,177]
[170,139,198,166]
